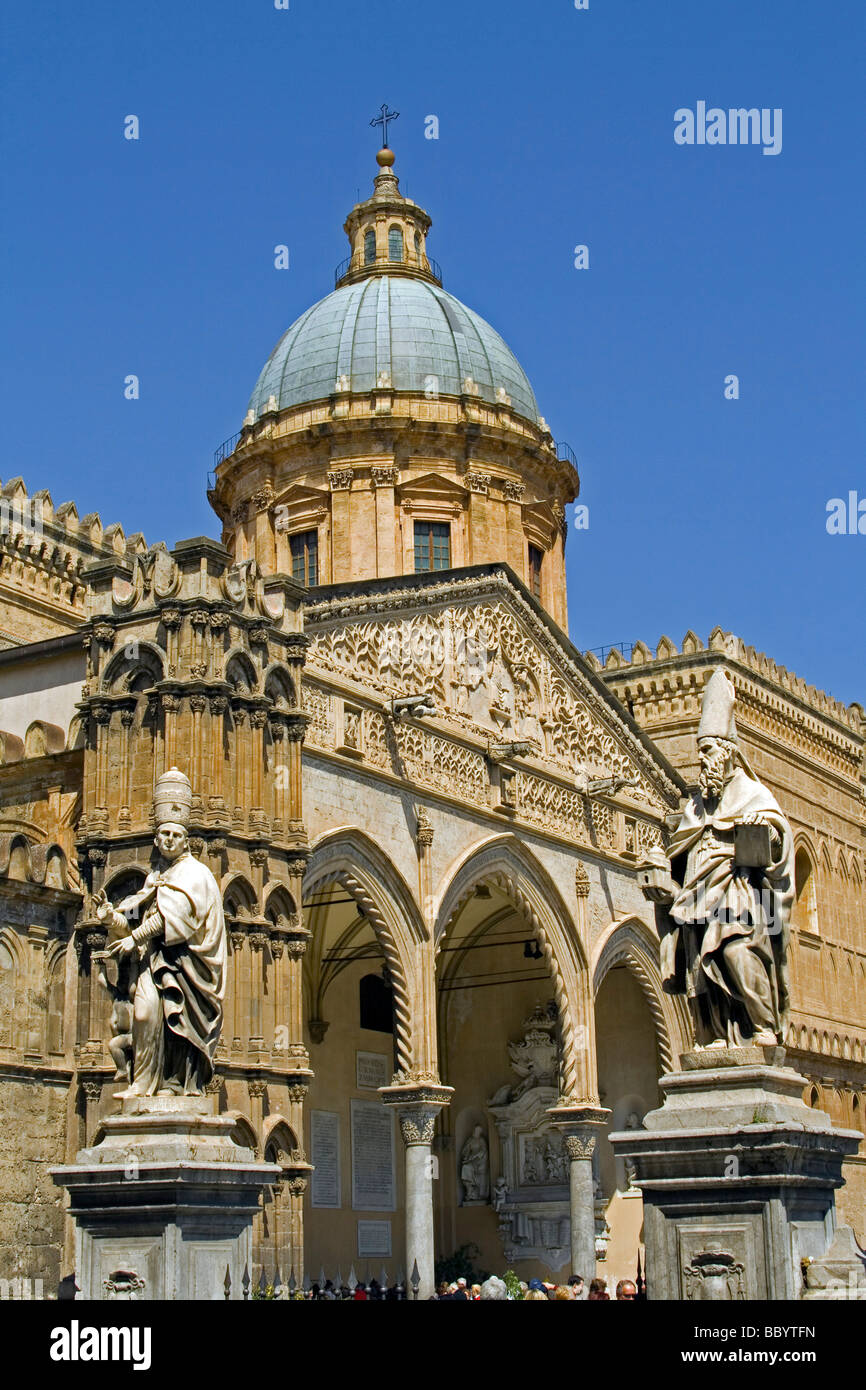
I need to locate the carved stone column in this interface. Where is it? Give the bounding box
[415,805,434,930]
[91,703,111,813]
[85,924,108,1053]
[161,692,180,770]
[229,927,246,1051]
[248,1079,267,1149]
[118,706,135,827]
[247,927,269,1053]
[249,707,268,820]
[80,1078,102,1147]
[381,1081,452,1300]
[208,695,229,822]
[284,716,307,835]
[548,1103,609,1281]
[188,694,207,802]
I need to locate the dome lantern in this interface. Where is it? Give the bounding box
[337,146,440,289]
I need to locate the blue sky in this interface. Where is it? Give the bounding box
[2,0,863,702]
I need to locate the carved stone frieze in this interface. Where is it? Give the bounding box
[305,588,673,819]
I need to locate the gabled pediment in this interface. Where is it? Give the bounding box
[273,482,330,529]
[274,482,330,509]
[395,472,467,504]
[303,564,684,823]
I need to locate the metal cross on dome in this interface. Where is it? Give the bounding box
[370,103,399,148]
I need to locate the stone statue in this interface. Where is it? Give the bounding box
[459,1125,490,1203]
[492,1176,508,1213]
[639,671,793,1049]
[92,769,227,1097]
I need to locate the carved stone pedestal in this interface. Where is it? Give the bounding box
[609,1047,862,1301]
[51,1095,279,1300]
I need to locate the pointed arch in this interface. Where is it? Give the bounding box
[792,837,819,934]
[592,916,687,1075]
[434,834,588,1100]
[262,1116,300,1161]
[305,828,426,1075]
[222,873,258,919]
[101,641,165,693]
[263,664,297,710]
[225,649,259,695]
[263,882,298,927]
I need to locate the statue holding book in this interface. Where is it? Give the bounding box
[638,670,794,1049]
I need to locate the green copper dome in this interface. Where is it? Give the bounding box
[247,275,540,426]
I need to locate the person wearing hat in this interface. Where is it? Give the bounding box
[93,768,227,1096]
[639,670,794,1048]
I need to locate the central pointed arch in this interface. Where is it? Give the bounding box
[434,834,590,1100]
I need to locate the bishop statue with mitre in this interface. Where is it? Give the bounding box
[639,669,794,1049]
[93,768,227,1096]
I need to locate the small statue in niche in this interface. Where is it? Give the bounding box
[459,1125,490,1203]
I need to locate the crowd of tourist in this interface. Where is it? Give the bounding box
[295,1273,642,1300]
[435,1275,640,1301]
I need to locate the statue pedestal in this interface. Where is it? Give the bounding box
[51,1095,279,1300]
[609,1047,863,1301]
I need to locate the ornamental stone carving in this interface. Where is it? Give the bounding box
[574,862,590,898]
[328,469,354,491]
[306,593,669,815]
[683,1247,746,1301]
[102,1270,146,1299]
[397,1108,439,1146]
[371,466,399,488]
[252,482,275,513]
[465,470,491,495]
[564,1133,597,1161]
[415,805,434,847]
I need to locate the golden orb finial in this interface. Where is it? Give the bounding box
[376,146,396,168]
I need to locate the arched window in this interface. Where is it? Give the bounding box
[809,1085,820,1108]
[792,848,818,934]
[359,972,394,1033]
[46,952,66,1054]
[388,226,404,262]
[364,229,376,265]
[528,544,544,600]
[0,939,14,1047]
[414,231,421,259]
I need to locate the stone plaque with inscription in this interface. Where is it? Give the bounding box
[351,1099,395,1212]
[310,1110,341,1209]
[358,1220,392,1258]
[356,1050,390,1091]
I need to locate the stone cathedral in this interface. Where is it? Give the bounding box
[0,145,864,1294]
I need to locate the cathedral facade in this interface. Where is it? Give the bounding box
[0,148,863,1295]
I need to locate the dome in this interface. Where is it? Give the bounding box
[247,275,540,426]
